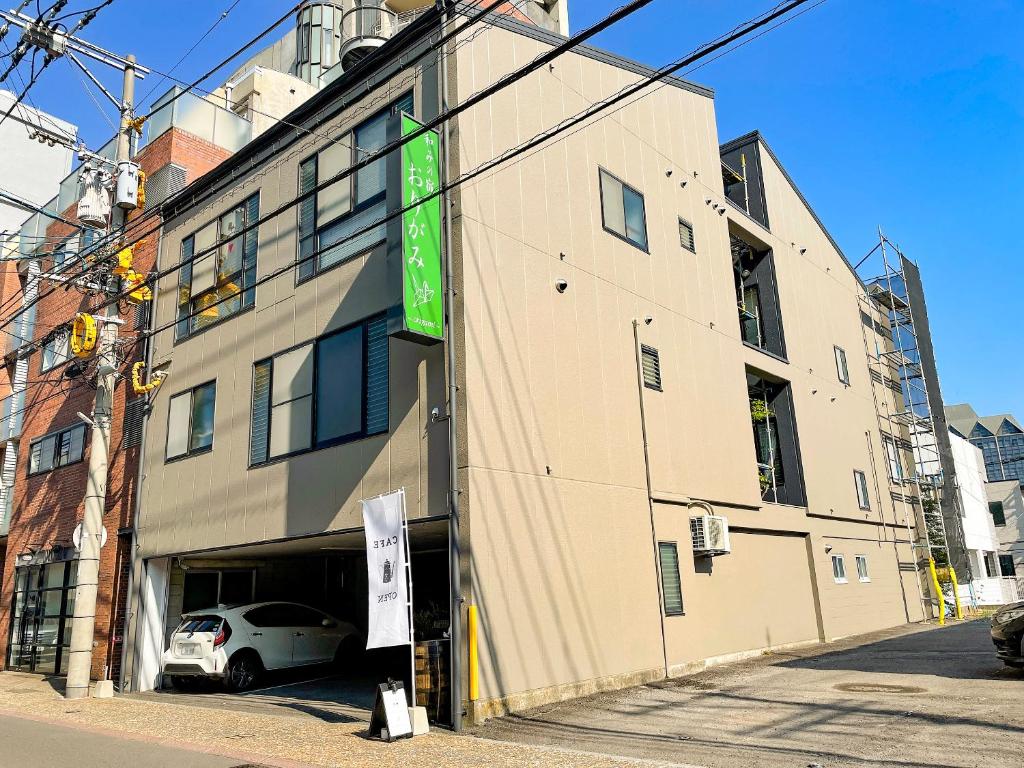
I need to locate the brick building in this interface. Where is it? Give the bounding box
[0,104,239,681]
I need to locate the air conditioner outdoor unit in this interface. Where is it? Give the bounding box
[690,514,731,556]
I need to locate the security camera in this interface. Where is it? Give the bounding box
[555,278,568,293]
[644,316,654,326]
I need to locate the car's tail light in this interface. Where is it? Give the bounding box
[213,620,232,648]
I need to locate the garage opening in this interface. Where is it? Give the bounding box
[139,518,451,726]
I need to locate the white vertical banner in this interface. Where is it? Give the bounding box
[362,489,412,650]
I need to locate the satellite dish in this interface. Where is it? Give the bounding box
[72,523,107,550]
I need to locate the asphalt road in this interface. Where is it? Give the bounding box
[0,713,255,768]
[473,619,1024,768]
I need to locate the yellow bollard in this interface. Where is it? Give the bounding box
[928,558,944,625]
[949,567,963,620]
[468,604,479,701]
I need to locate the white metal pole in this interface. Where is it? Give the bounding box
[402,488,416,707]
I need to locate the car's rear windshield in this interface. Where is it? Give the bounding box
[178,615,221,633]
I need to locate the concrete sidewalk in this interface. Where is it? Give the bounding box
[0,671,673,768]
[473,619,1024,768]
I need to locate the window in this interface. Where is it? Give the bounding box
[748,372,806,506]
[855,555,870,582]
[854,469,871,510]
[28,423,86,475]
[884,436,904,482]
[244,603,325,628]
[182,569,254,613]
[984,552,998,579]
[999,555,1017,577]
[6,560,77,674]
[166,381,217,460]
[176,194,259,338]
[297,93,414,282]
[733,234,786,358]
[832,554,847,584]
[40,330,70,372]
[657,542,684,616]
[989,501,1006,527]
[250,315,389,465]
[599,169,648,251]
[834,345,849,385]
[640,345,662,391]
[678,218,695,252]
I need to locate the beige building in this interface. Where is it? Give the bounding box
[122,5,929,726]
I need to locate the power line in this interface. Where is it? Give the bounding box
[89,0,660,323]
[137,0,244,109]
[145,0,819,341]
[0,0,514,337]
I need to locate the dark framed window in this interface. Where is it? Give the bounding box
[678,218,695,252]
[28,423,86,475]
[40,330,70,372]
[834,345,849,385]
[297,92,414,282]
[832,554,847,583]
[733,234,786,358]
[999,554,1016,577]
[176,193,259,338]
[641,345,662,391]
[854,469,871,510]
[748,371,805,506]
[989,501,1006,527]
[249,314,389,466]
[166,381,217,460]
[599,168,648,251]
[657,542,684,616]
[6,560,78,675]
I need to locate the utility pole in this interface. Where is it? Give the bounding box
[64,54,135,701]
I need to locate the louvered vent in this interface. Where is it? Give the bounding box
[122,398,147,449]
[640,345,662,391]
[144,163,188,210]
[678,218,695,252]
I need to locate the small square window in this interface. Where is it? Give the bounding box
[989,501,1006,527]
[640,345,662,391]
[832,554,847,584]
[855,555,870,582]
[678,218,695,252]
[166,381,217,460]
[854,469,871,510]
[599,169,648,251]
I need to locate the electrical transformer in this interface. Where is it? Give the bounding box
[116,161,141,209]
[76,165,112,228]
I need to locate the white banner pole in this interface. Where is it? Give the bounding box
[402,488,416,708]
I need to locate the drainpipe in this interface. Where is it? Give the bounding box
[631,318,669,678]
[439,1,463,732]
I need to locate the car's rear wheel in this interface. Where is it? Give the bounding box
[224,650,261,692]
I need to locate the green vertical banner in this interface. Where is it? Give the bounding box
[400,115,444,341]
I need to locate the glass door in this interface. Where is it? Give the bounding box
[7,560,77,675]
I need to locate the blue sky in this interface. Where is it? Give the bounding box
[17,0,1024,417]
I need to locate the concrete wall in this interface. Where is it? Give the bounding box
[950,431,999,562]
[451,19,924,718]
[134,68,447,560]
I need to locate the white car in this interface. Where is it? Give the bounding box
[162,601,360,691]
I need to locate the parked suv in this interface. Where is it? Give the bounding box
[990,600,1024,668]
[162,601,360,691]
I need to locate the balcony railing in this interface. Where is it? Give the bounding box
[144,87,253,153]
[338,5,427,73]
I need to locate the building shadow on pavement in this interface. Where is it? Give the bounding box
[777,620,1024,682]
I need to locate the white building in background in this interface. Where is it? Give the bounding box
[987,480,1024,580]
[0,89,77,238]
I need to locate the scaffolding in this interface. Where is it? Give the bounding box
[856,229,955,621]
